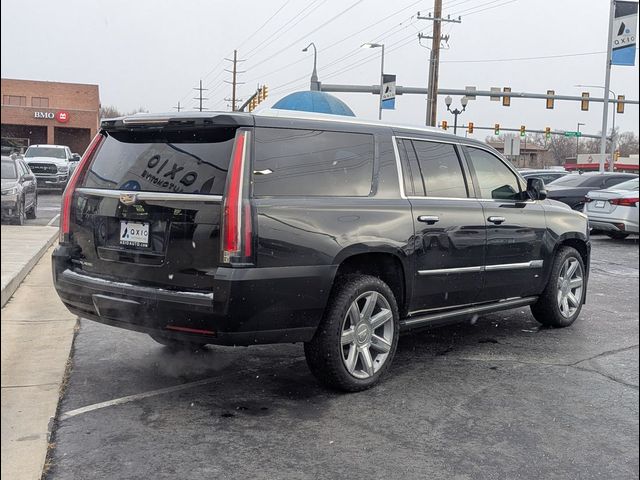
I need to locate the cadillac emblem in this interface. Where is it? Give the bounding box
[119,193,138,206]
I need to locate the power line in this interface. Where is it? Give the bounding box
[442,51,607,63]
[236,0,292,52]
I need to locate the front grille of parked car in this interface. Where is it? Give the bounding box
[28,163,58,174]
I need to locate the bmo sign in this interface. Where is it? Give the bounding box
[34,110,70,123]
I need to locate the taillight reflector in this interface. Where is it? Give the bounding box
[221,130,253,265]
[60,134,105,242]
[610,197,639,207]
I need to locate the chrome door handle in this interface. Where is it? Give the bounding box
[418,215,440,224]
[488,216,506,224]
[253,169,273,175]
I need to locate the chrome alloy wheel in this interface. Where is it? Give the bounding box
[557,257,584,318]
[341,291,394,379]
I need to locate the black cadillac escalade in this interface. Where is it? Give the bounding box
[52,111,590,391]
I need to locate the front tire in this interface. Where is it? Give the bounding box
[531,247,585,328]
[304,274,399,392]
[26,194,37,219]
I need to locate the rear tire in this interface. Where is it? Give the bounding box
[531,246,585,328]
[304,274,399,392]
[149,334,207,352]
[605,231,629,240]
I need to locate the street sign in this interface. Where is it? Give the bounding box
[381,74,396,110]
[564,131,583,137]
[464,86,476,100]
[490,87,501,101]
[504,134,521,156]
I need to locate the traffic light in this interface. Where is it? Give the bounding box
[581,92,589,111]
[441,120,448,130]
[545,126,551,139]
[546,90,555,109]
[248,97,257,112]
[520,125,526,137]
[617,95,625,114]
[262,84,269,101]
[494,123,500,135]
[614,150,620,161]
[502,87,511,107]
[467,122,474,134]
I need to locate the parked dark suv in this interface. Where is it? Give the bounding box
[52,111,591,391]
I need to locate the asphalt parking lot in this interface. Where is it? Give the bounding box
[45,236,639,480]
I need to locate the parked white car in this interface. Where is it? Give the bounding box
[584,178,639,239]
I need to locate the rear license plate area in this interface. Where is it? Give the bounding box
[595,200,606,208]
[120,221,149,247]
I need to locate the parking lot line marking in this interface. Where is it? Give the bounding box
[47,214,60,226]
[60,357,305,420]
[60,377,223,420]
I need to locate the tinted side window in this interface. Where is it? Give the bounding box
[253,128,374,197]
[604,176,628,188]
[411,140,468,198]
[467,147,523,200]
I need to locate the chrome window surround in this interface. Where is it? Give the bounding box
[392,135,533,203]
[75,188,222,203]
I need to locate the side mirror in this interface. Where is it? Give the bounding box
[24,174,36,181]
[71,154,81,162]
[527,177,547,201]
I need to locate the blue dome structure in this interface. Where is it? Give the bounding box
[272,91,355,117]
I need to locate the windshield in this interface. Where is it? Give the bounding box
[611,178,639,191]
[25,147,67,159]
[1,160,17,179]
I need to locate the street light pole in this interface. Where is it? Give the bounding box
[302,43,319,91]
[445,95,468,135]
[361,43,385,120]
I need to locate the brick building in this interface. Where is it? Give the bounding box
[1,78,100,155]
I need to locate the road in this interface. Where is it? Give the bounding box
[27,190,62,227]
[43,236,639,480]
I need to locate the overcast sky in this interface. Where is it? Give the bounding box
[2,0,638,138]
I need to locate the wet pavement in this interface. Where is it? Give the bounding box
[46,236,639,480]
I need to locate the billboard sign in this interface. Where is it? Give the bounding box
[611,1,638,66]
[381,74,396,110]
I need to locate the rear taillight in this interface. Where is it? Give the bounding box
[610,197,639,207]
[221,129,254,265]
[59,133,105,243]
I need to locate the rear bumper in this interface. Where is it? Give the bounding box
[587,214,639,234]
[52,245,334,345]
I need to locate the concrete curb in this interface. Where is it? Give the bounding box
[1,229,58,308]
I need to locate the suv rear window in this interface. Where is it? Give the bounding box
[253,128,374,197]
[82,128,235,194]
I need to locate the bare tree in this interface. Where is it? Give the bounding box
[99,105,122,119]
[617,131,639,157]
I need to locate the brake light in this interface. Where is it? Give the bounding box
[610,197,639,207]
[221,130,253,264]
[59,133,105,243]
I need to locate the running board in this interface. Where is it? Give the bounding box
[400,296,538,330]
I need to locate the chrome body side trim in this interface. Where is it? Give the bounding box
[418,260,543,276]
[76,188,223,203]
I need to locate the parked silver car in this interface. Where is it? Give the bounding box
[584,178,639,239]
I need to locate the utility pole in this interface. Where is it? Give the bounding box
[173,101,182,112]
[193,80,208,112]
[600,0,615,172]
[418,3,461,126]
[224,49,245,111]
